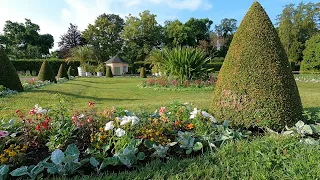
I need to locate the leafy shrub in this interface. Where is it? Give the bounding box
[162,46,211,83]
[57,63,68,79]
[211,2,303,131]
[0,47,24,92]
[106,66,113,78]
[38,60,57,83]
[140,67,147,78]
[301,34,320,73]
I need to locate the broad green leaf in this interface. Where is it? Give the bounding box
[144,139,154,148]
[193,142,203,151]
[10,166,29,177]
[65,144,80,157]
[51,149,65,165]
[302,125,313,135]
[30,165,44,176]
[0,165,9,176]
[137,152,145,160]
[90,157,99,168]
[186,149,192,155]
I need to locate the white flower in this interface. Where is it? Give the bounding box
[201,111,217,123]
[115,128,126,137]
[120,116,131,126]
[34,104,48,114]
[104,121,114,131]
[190,108,199,119]
[131,116,140,126]
[78,114,85,119]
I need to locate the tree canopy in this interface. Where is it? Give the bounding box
[0,19,54,59]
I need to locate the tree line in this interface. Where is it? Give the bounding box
[0,2,319,70]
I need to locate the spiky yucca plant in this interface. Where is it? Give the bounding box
[162,46,211,83]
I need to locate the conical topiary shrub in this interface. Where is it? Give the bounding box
[211,2,303,131]
[57,63,68,79]
[67,66,74,77]
[38,60,56,83]
[0,47,24,92]
[106,66,113,78]
[140,67,147,78]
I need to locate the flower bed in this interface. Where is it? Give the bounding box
[0,77,74,97]
[0,101,319,179]
[140,76,217,91]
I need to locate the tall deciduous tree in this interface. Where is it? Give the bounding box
[301,34,320,73]
[0,19,54,59]
[185,18,213,45]
[164,20,191,47]
[58,23,85,58]
[83,14,124,62]
[122,10,163,64]
[277,2,319,63]
[214,18,238,57]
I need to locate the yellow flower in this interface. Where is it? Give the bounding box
[150,138,154,141]
[8,151,17,157]
[0,157,8,164]
[99,127,104,132]
[16,145,21,149]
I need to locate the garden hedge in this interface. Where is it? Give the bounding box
[57,63,68,79]
[211,2,303,131]
[10,59,82,76]
[38,60,57,82]
[0,47,24,92]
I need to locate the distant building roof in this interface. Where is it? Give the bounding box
[105,55,128,64]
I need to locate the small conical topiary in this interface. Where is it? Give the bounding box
[140,67,147,78]
[106,66,113,78]
[38,60,56,83]
[211,2,303,131]
[0,47,24,92]
[67,66,74,77]
[57,63,68,79]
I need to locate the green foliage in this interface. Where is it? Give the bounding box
[57,63,68,79]
[277,2,319,63]
[121,10,163,63]
[0,47,24,92]
[162,46,211,83]
[106,66,113,77]
[10,161,45,179]
[70,46,94,66]
[38,60,57,83]
[0,19,54,59]
[82,14,124,61]
[301,34,320,73]
[211,2,303,131]
[42,144,88,176]
[0,165,9,180]
[140,67,146,78]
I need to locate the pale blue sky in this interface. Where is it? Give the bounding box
[0,0,317,50]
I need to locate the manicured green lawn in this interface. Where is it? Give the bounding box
[1,77,319,120]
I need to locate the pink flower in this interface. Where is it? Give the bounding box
[159,107,166,115]
[0,130,8,138]
[112,106,116,112]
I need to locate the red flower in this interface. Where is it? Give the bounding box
[88,101,94,107]
[175,121,181,125]
[36,125,41,131]
[29,108,35,115]
[159,107,166,115]
[87,117,93,123]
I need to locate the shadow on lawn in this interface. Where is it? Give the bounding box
[74,79,116,84]
[32,89,141,101]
